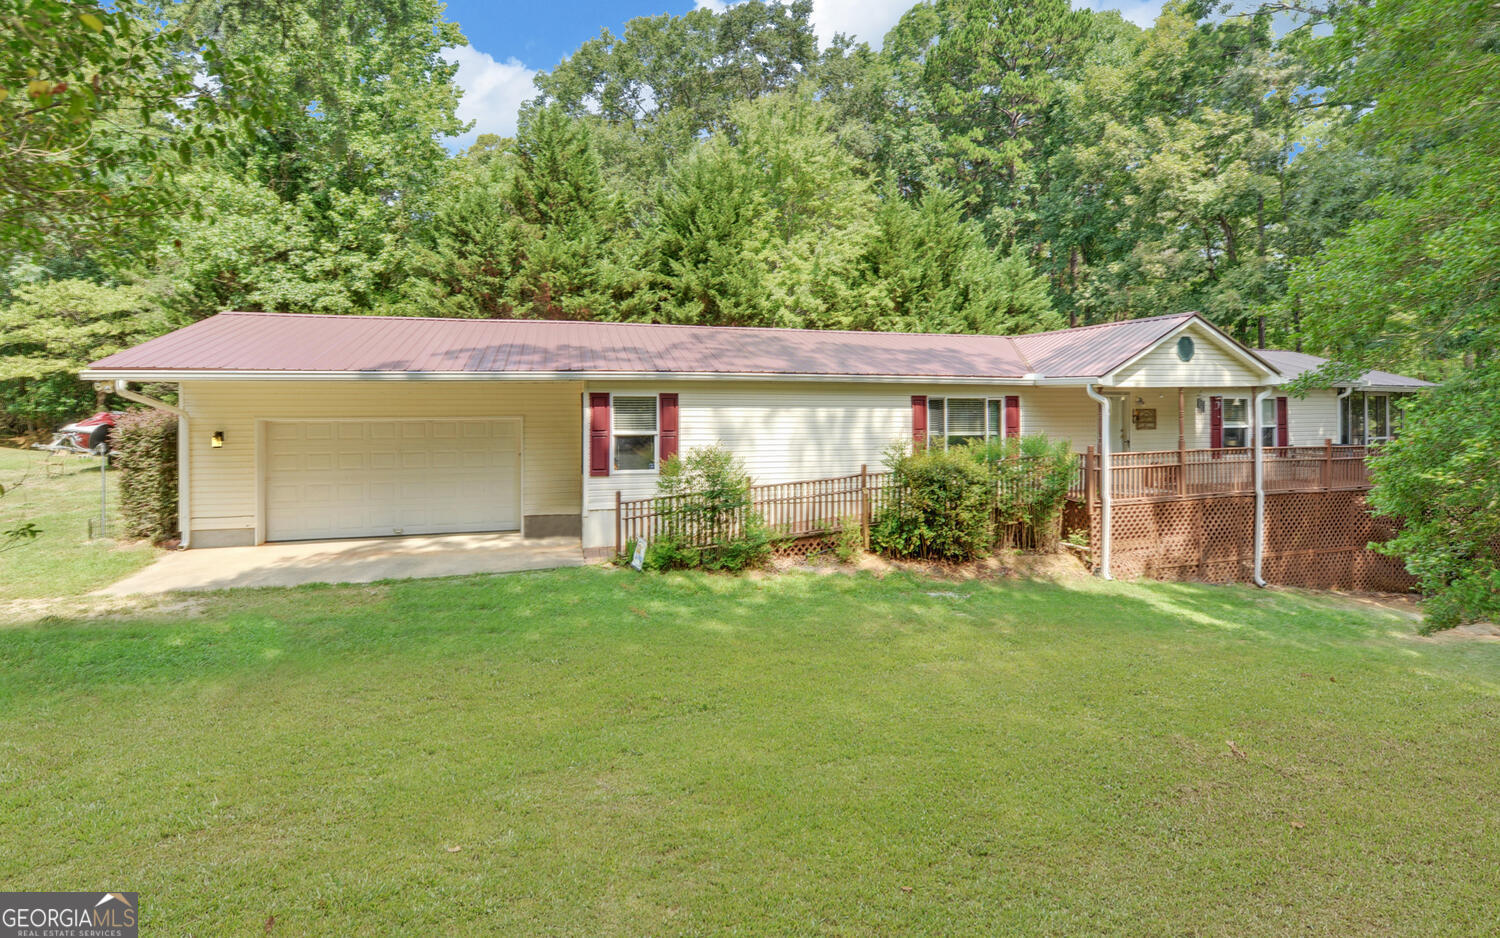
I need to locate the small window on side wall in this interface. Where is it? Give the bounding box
[612,395,658,471]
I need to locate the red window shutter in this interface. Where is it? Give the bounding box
[1276,396,1289,447]
[1209,396,1224,449]
[911,395,927,447]
[1004,395,1021,438]
[658,393,679,463]
[588,392,610,477]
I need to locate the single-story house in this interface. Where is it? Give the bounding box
[82,311,1431,551]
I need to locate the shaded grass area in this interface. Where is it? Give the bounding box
[0,446,157,599]
[1,567,1496,936]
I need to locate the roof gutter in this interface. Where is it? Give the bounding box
[82,369,1091,387]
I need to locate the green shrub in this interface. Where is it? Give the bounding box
[871,444,995,561]
[648,445,771,572]
[642,534,700,572]
[833,514,864,563]
[114,408,178,542]
[872,436,1079,560]
[983,436,1078,552]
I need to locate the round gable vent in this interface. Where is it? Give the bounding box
[1176,335,1196,362]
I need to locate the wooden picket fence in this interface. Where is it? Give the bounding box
[614,457,1070,555]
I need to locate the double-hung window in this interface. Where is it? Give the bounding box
[927,397,1005,448]
[612,395,658,471]
[1221,397,1251,448]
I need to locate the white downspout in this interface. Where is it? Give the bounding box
[113,380,187,418]
[114,380,191,548]
[1084,384,1112,580]
[1252,387,1275,587]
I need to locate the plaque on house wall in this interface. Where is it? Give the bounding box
[1132,408,1157,430]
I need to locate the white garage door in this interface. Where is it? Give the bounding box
[264,419,521,542]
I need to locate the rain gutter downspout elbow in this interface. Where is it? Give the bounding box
[1084,384,1112,580]
[112,379,187,418]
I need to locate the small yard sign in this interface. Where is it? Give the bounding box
[631,538,647,571]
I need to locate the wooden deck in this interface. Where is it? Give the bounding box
[1076,442,1370,504]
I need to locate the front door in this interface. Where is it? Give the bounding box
[1110,397,1132,452]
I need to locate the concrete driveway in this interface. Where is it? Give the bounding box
[94,532,587,596]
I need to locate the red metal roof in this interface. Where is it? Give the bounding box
[86,310,1212,381]
[1011,313,1196,378]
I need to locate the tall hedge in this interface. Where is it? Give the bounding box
[115,408,179,542]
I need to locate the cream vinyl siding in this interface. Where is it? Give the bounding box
[181,380,582,538]
[1110,322,1272,389]
[1286,389,1341,445]
[582,382,1101,514]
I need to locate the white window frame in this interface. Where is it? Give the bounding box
[1221,396,1252,449]
[610,392,659,473]
[1342,391,1403,445]
[1259,397,1278,448]
[927,396,1007,449]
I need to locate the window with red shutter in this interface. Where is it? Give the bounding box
[911,395,927,447]
[1004,395,1021,438]
[1276,396,1289,447]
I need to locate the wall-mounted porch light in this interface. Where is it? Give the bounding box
[210,431,225,448]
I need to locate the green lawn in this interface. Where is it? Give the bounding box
[0,445,158,600]
[1,568,1496,936]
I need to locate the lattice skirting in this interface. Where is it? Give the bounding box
[772,534,842,560]
[1076,491,1417,593]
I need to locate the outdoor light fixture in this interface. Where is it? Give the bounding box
[211,431,225,448]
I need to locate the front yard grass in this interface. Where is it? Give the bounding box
[0,446,157,599]
[2,567,1496,935]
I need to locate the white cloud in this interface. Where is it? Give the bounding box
[696,0,907,48]
[1073,0,1166,28]
[443,45,538,150]
[807,0,912,47]
[694,0,1167,50]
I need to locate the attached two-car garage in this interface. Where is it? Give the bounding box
[263,418,521,542]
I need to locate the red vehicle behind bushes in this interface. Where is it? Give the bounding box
[32,411,123,455]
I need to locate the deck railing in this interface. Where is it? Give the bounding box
[1075,440,1370,504]
[615,457,1071,554]
[616,468,897,554]
[615,443,1375,553]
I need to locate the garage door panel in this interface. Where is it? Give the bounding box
[265,419,521,541]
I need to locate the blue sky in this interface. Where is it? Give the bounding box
[440,0,1168,148]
